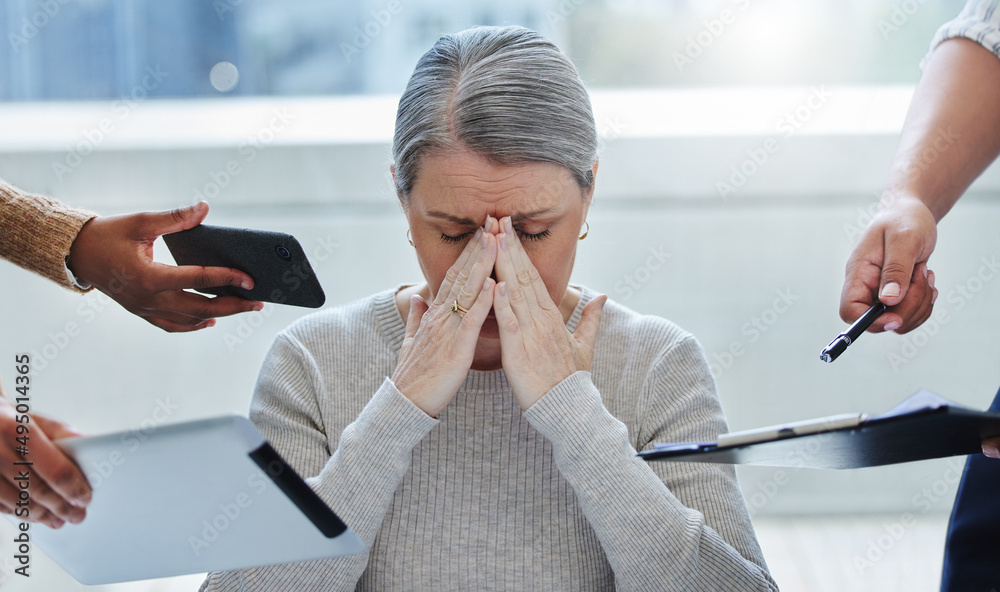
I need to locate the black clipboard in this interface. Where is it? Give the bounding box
[638,390,1000,469]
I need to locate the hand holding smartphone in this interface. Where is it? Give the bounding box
[164,224,326,308]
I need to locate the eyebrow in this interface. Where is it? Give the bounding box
[426,207,556,225]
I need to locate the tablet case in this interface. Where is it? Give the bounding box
[163,224,326,308]
[20,416,363,584]
[638,390,1000,469]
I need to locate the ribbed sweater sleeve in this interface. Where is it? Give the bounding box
[201,331,436,592]
[523,338,777,591]
[0,178,96,290]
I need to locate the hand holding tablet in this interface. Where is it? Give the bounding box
[16,416,362,584]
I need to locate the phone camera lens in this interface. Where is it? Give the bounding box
[275,245,292,261]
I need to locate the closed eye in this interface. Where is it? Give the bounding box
[516,229,551,242]
[440,232,473,244]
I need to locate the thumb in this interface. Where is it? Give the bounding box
[877,233,920,307]
[405,294,429,339]
[143,202,210,238]
[983,436,1000,459]
[574,294,607,349]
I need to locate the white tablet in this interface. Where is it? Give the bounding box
[11,415,363,585]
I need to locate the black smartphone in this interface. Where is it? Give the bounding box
[163,224,326,308]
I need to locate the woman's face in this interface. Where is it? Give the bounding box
[400,149,594,336]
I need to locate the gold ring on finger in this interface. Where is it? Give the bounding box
[451,300,469,317]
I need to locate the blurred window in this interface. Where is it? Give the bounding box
[0,0,967,102]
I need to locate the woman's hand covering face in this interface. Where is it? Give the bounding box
[491,216,607,410]
[392,213,607,416]
[392,218,498,417]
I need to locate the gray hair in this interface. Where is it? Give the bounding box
[391,25,598,204]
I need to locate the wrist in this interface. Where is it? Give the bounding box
[879,182,953,223]
[876,190,940,223]
[66,216,99,285]
[389,373,442,418]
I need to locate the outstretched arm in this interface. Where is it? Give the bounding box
[66,202,262,332]
[840,38,1000,333]
[0,178,262,332]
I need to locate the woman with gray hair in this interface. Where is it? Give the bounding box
[201,25,777,592]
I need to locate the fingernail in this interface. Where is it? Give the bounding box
[880,282,900,299]
[253,302,264,311]
[483,278,491,290]
[474,227,483,243]
[928,272,935,289]
[241,279,253,290]
[480,228,488,247]
[923,266,928,278]
[498,282,507,297]
[485,216,492,233]
[505,217,512,233]
[499,233,507,251]
[49,519,65,529]
[884,321,901,332]
[983,442,1000,459]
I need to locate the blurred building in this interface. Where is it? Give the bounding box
[1,0,241,100]
[0,0,558,100]
[1,0,967,102]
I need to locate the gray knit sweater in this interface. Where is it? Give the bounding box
[200,286,778,591]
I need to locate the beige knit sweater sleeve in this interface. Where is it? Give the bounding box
[0,178,97,291]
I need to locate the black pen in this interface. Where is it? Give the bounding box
[820,300,887,363]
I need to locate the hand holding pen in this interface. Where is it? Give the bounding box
[827,197,939,362]
[839,198,938,335]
